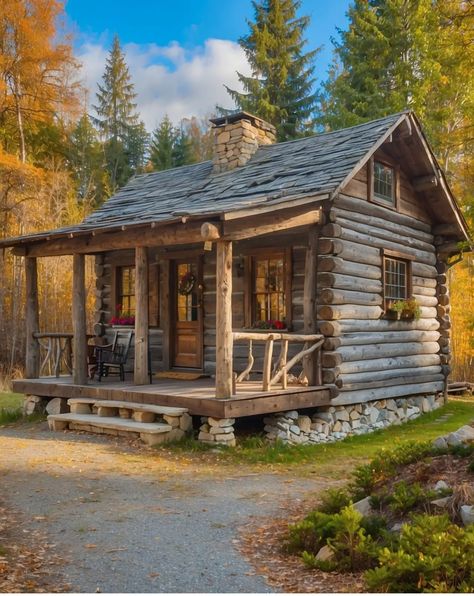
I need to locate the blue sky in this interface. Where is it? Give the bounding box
[65,0,351,130]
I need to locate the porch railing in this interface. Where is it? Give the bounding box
[34,332,74,377]
[232,332,324,392]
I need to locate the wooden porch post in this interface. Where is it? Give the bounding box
[72,253,88,384]
[215,240,233,398]
[134,246,149,385]
[303,227,320,385]
[25,257,40,378]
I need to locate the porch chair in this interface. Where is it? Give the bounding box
[95,329,134,382]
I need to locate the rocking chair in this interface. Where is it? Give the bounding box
[95,329,134,382]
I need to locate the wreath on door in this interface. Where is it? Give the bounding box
[178,271,196,295]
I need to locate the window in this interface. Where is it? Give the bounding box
[117,266,135,315]
[373,160,395,204]
[253,255,286,324]
[383,253,412,309]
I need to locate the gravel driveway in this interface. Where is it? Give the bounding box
[0,422,329,593]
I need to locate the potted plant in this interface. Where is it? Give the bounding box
[385,298,421,321]
[110,304,135,326]
[252,319,287,330]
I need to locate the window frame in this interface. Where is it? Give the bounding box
[368,156,400,210]
[116,265,136,316]
[243,247,292,329]
[381,249,414,312]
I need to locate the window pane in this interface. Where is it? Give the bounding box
[253,256,286,323]
[118,266,136,315]
[384,257,408,301]
[374,161,394,204]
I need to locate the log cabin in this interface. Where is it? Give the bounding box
[1,110,471,445]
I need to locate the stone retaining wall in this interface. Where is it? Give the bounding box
[263,394,445,445]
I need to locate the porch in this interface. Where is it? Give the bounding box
[13,375,331,418]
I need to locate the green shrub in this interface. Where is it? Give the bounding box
[449,443,474,458]
[0,407,23,425]
[285,510,339,554]
[365,514,474,592]
[327,506,380,572]
[349,441,435,499]
[301,550,337,572]
[319,488,352,514]
[389,481,435,515]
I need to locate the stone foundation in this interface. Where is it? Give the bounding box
[263,394,446,445]
[198,417,236,447]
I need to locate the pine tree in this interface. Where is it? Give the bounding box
[93,35,143,191]
[172,126,194,167]
[320,0,440,130]
[68,113,107,206]
[149,116,175,171]
[225,0,319,141]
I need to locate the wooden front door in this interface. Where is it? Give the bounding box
[171,258,203,369]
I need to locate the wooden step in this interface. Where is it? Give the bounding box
[47,413,177,446]
[68,398,188,416]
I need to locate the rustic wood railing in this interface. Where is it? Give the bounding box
[232,332,324,392]
[34,332,74,377]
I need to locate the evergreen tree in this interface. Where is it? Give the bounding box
[172,125,194,167]
[225,0,319,141]
[93,35,144,191]
[149,116,175,171]
[68,113,107,206]
[149,116,195,171]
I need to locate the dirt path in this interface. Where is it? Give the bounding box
[0,422,331,593]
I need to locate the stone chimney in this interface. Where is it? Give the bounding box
[210,111,276,173]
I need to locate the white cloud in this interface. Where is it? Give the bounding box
[77,38,251,130]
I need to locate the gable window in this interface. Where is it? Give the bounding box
[373,160,395,205]
[117,266,136,315]
[382,251,413,310]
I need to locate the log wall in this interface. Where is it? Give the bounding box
[96,237,308,376]
[318,182,447,405]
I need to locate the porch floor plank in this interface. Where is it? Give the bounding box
[13,376,331,418]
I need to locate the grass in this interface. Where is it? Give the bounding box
[0,391,24,425]
[164,398,474,476]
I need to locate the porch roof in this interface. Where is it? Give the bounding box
[1,111,470,249]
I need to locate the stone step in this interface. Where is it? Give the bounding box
[68,398,187,416]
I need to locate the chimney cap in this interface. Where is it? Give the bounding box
[209,110,276,133]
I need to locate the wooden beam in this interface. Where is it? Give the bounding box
[12,220,213,258]
[223,209,321,241]
[215,240,233,398]
[134,247,149,385]
[72,254,88,385]
[25,257,40,378]
[201,222,221,241]
[303,227,319,385]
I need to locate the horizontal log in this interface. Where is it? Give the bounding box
[437,274,448,285]
[318,239,381,266]
[322,368,340,384]
[322,352,343,368]
[336,194,432,233]
[320,288,382,306]
[336,341,440,362]
[224,208,321,240]
[14,220,213,257]
[331,381,445,406]
[318,272,382,293]
[412,285,436,297]
[437,285,448,295]
[412,294,438,308]
[411,263,437,278]
[318,317,440,337]
[436,261,447,274]
[339,365,442,386]
[413,276,437,289]
[438,294,450,306]
[339,353,441,374]
[323,330,440,350]
[318,256,381,280]
[339,373,444,392]
[317,304,384,321]
[330,205,433,244]
[324,219,435,256]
